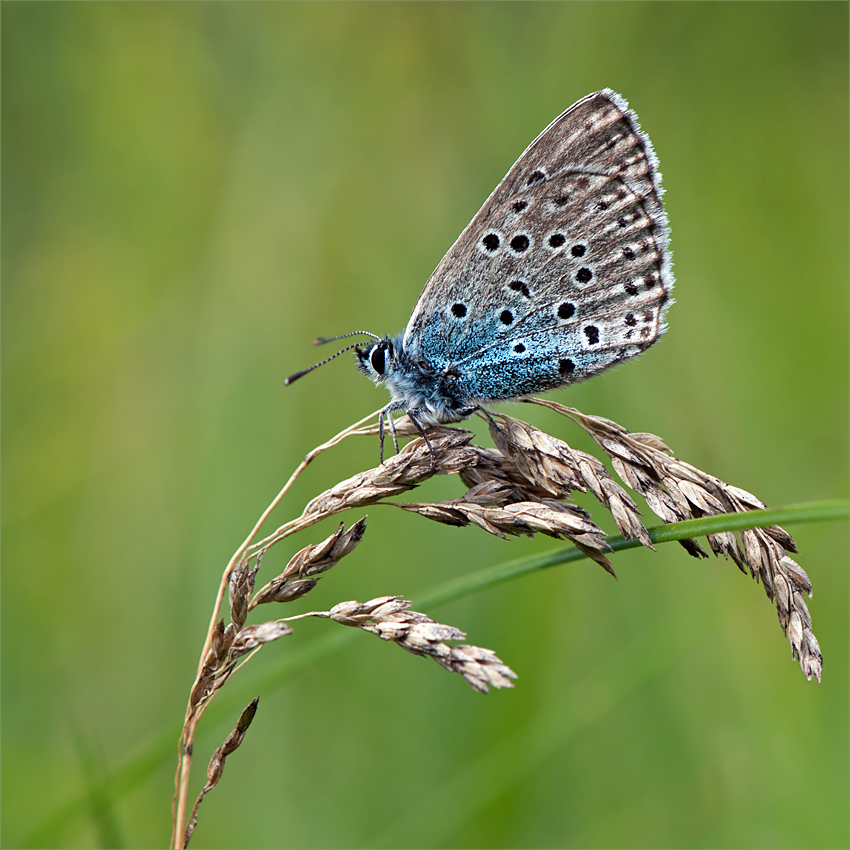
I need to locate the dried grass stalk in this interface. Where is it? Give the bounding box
[183,698,260,849]
[173,401,824,846]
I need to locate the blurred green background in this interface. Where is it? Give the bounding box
[3,3,848,848]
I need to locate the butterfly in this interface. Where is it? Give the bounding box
[287,89,673,456]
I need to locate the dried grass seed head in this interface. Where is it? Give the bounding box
[252,519,367,608]
[325,596,517,693]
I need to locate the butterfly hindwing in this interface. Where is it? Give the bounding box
[403,89,672,400]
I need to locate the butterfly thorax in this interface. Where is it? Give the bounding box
[355,333,474,424]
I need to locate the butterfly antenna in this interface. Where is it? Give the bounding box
[313,330,381,346]
[285,339,376,386]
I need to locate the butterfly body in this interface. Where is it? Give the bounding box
[353,89,673,435]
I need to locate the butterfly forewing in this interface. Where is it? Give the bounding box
[403,89,672,400]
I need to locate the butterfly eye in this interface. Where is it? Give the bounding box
[417,359,434,375]
[370,345,386,375]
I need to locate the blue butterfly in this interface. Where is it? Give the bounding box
[288,90,672,455]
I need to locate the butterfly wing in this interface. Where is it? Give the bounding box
[403,89,673,401]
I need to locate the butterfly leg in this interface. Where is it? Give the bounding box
[470,405,508,444]
[378,401,406,464]
[405,408,436,467]
[386,410,400,456]
[474,405,499,429]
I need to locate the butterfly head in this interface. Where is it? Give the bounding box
[355,336,396,384]
[356,333,424,401]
